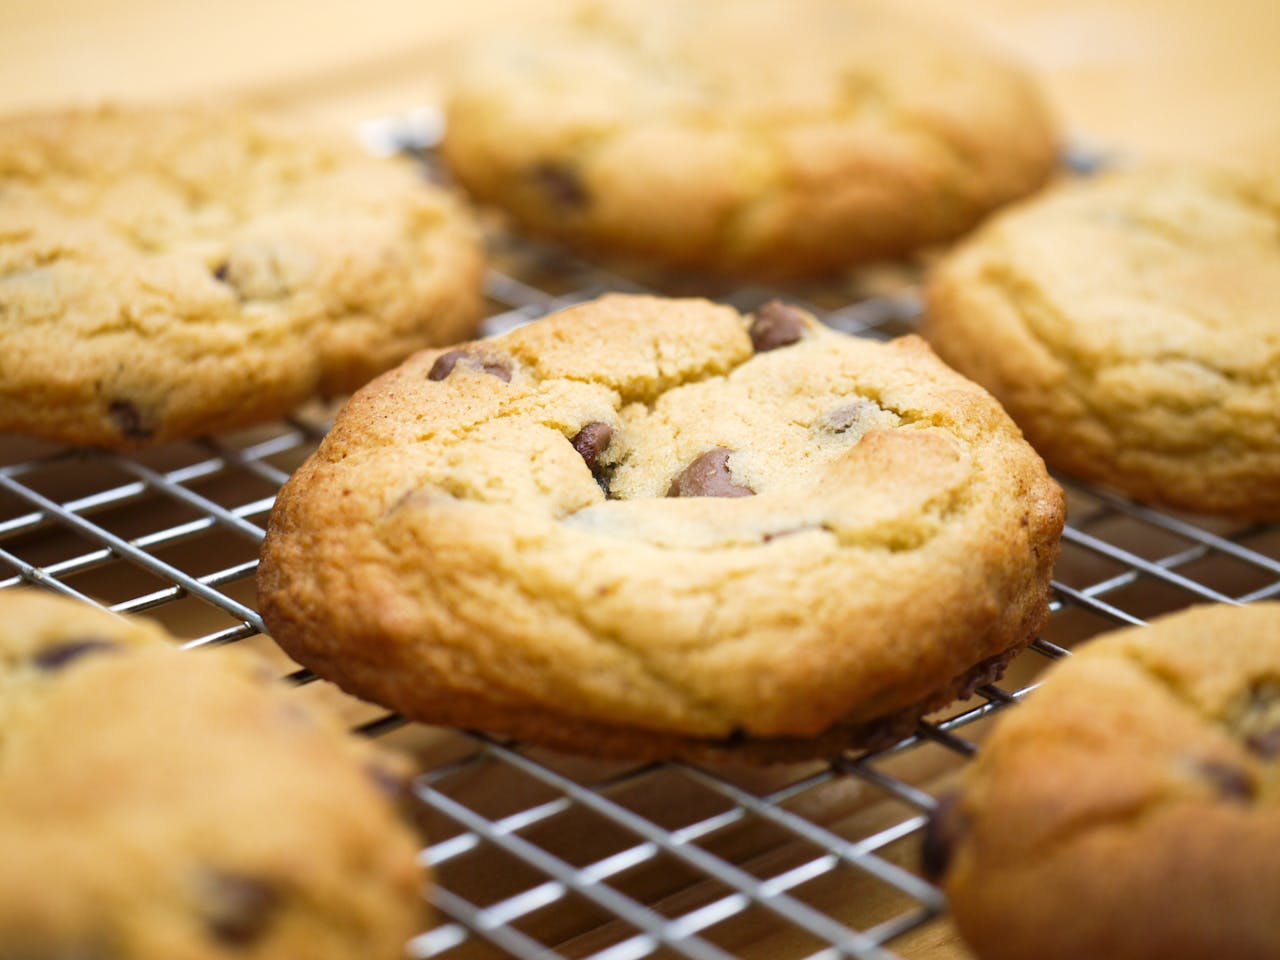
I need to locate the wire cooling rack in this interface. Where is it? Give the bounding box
[3,133,1278,960]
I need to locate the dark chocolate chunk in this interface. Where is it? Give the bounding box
[1245,726,1280,759]
[1195,759,1255,803]
[32,638,120,672]
[530,161,590,210]
[212,262,230,283]
[667,448,755,498]
[108,400,152,441]
[201,871,281,947]
[920,791,967,882]
[427,350,511,383]
[749,301,807,352]
[571,422,614,472]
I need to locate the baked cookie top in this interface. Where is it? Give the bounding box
[442,0,1057,279]
[259,295,1064,760]
[924,165,1280,517]
[0,589,423,958]
[0,104,485,448]
[929,602,1280,960]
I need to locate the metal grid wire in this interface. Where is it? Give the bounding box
[3,138,1279,960]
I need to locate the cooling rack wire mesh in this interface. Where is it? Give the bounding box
[2,127,1277,960]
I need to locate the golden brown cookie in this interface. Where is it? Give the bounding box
[924,165,1280,518]
[0,103,485,448]
[441,0,1057,279]
[926,602,1280,960]
[0,589,425,958]
[258,294,1064,762]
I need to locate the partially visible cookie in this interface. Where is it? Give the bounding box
[927,602,1280,960]
[258,294,1064,762]
[0,589,425,958]
[441,0,1057,279]
[0,103,485,448]
[924,165,1280,518]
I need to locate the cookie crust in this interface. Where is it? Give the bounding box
[442,0,1057,279]
[259,294,1063,761]
[0,104,485,448]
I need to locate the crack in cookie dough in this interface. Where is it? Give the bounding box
[925,165,1280,517]
[0,104,485,448]
[259,294,1064,760]
[441,0,1057,279]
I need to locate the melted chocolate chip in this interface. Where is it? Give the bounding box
[571,422,613,471]
[201,871,281,947]
[749,301,807,352]
[212,262,230,283]
[530,161,590,210]
[667,448,755,498]
[427,350,512,383]
[108,400,152,441]
[815,401,877,434]
[920,791,967,882]
[1195,759,1255,803]
[1246,726,1280,759]
[33,638,120,671]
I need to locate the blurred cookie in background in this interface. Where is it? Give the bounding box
[442,0,1058,280]
[925,164,1280,518]
[0,104,485,448]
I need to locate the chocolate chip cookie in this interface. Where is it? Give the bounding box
[258,294,1064,762]
[924,165,1280,518]
[0,103,485,448]
[0,589,424,958]
[927,602,1280,960]
[441,0,1057,279]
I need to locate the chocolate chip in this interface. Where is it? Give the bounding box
[200,871,280,947]
[427,350,512,383]
[815,401,876,434]
[530,161,590,210]
[33,638,119,671]
[108,400,152,441]
[749,301,807,352]
[212,262,230,283]
[571,422,613,470]
[1246,726,1280,759]
[920,791,967,882]
[667,448,755,498]
[1195,759,1255,803]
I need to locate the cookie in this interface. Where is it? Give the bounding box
[926,602,1280,960]
[441,0,1058,280]
[0,589,424,958]
[0,103,485,448]
[924,165,1280,518]
[258,294,1064,762]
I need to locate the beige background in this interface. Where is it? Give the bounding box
[2,0,1279,166]
[2,0,1276,957]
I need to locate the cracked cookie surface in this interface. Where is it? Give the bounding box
[258,294,1064,762]
[0,104,485,448]
[441,0,1057,280]
[0,589,424,959]
[929,602,1280,960]
[924,165,1280,517]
